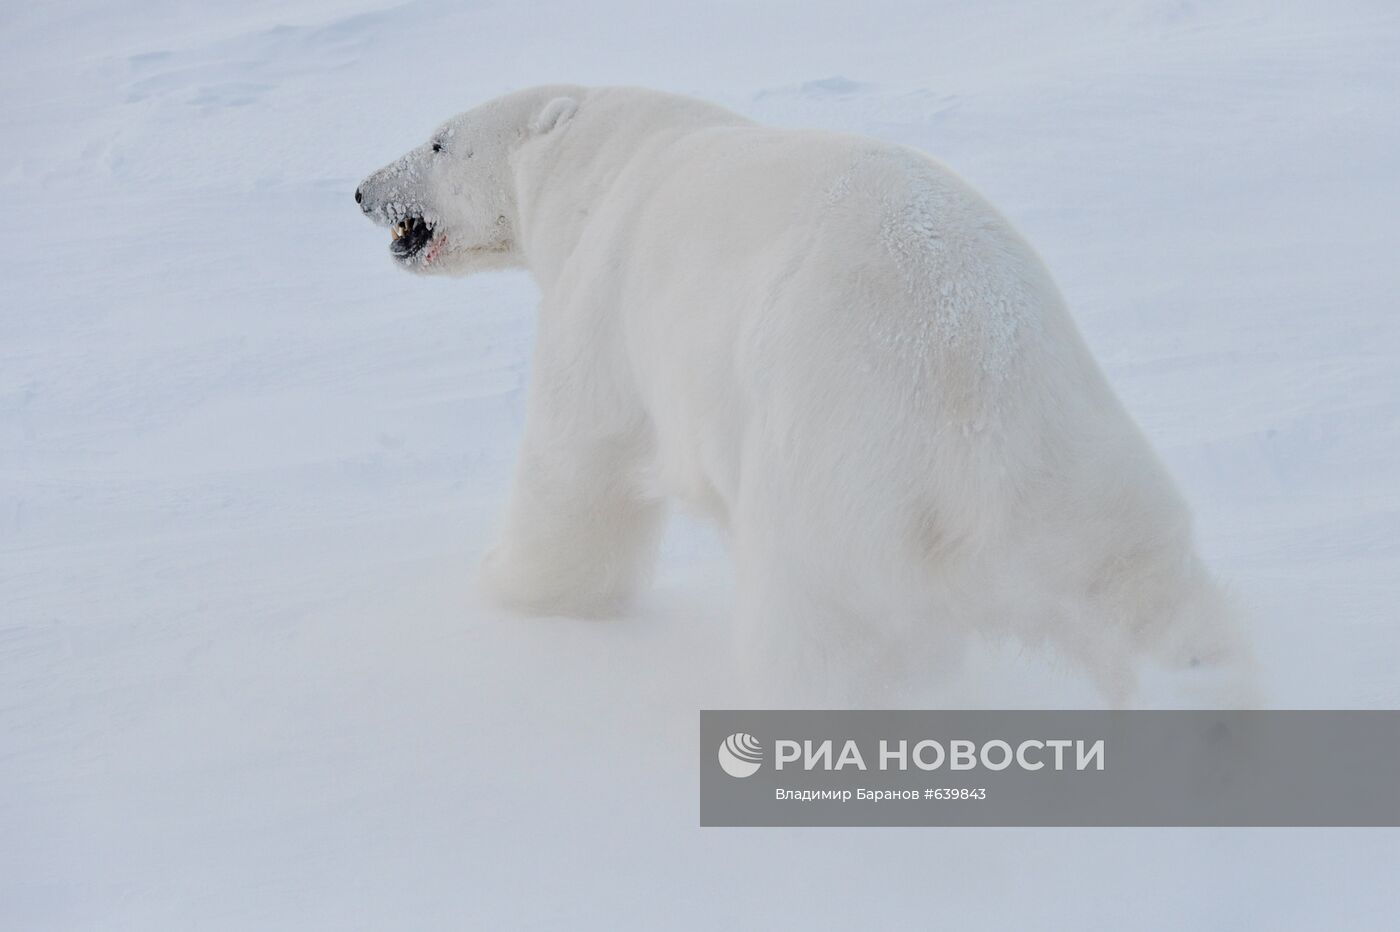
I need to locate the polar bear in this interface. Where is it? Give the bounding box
[356,85,1252,706]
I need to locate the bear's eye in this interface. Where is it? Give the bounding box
[431,142,443,153]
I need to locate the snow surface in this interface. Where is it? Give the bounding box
[3,0,1399,928]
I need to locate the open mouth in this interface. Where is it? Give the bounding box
[389,215,434,259]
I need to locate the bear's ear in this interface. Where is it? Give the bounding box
[531,96,578,135]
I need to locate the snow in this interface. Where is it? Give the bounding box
[3,0,1399,928]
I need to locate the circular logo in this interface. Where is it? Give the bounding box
[718,732,763,778]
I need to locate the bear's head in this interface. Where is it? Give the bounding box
[355,90,579,276]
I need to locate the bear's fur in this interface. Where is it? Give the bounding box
[357,85,1253,706]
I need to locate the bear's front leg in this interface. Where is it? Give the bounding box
[482,303,662,617]
[483,438,662,617]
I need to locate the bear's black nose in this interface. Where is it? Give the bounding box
[354,187,363,204]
